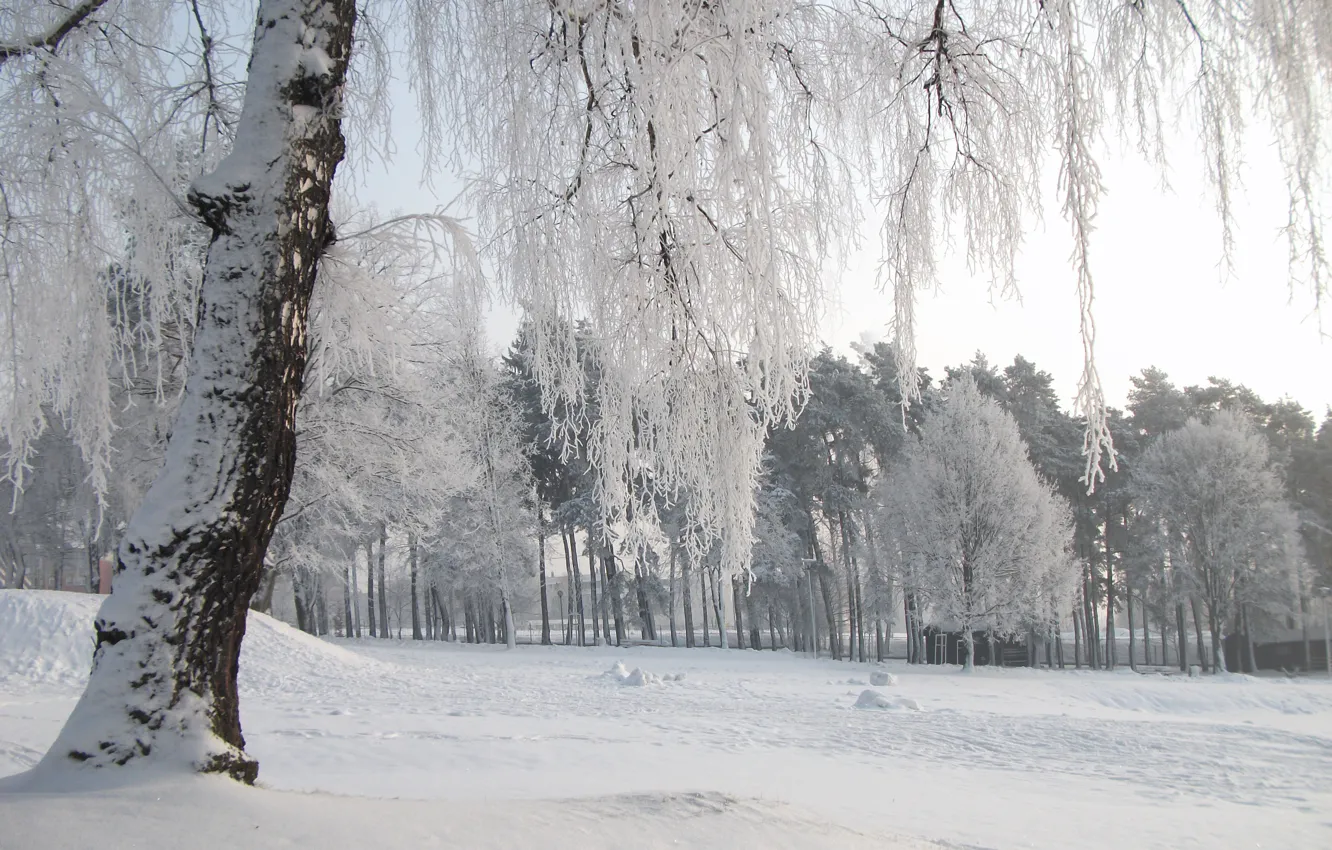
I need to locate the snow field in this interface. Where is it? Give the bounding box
[3,590,1332,848]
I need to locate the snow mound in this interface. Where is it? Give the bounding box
[238,607,372,694]
[0,591,101,691]
[0,589,368,696]
[602,661,684,686]
[853,689,923,712]
[870,670,897,687]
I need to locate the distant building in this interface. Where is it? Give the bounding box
[98,557,113,594]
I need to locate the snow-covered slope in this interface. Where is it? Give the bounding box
[0,591,102,691]
[0,590,367,695]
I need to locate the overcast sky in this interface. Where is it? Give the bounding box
[345,100,1330,421]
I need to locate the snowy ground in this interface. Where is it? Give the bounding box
[2,591,1331,849]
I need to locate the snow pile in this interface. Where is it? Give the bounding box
[853,689,923,712]
[0,589,368,696]
[0,591,101,691]
[238,608,371,694]
[870,670,897,687]
[602,661,684,686]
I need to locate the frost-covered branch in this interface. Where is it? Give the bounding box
[0,0,110,68]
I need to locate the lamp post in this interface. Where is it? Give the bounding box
[557,589,566,646]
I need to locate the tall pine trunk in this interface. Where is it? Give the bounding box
[700,563,710,647]
[571,529,586,646]
[365,538,376,639]
[1176,601,1188,671]
[681,548,695,648]
[1104,530,1117,670]
[537,508,550,645]
[46,0,354,783]
[668,542,678,647]
[377,523,388,638]
[1127,589,1137,671]
[409,531,422,641]
[1190,596,1210,673]
[585,530,601,645]
[1073,604,1083,668]
[342,564,353,638]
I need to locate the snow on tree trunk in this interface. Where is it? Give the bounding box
[42,0,354,782]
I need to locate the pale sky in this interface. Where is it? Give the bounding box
[829,145,1331,417]
[346,99,1330,421]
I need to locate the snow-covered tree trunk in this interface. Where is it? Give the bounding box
[42,0,354,782]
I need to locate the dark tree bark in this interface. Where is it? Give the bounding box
[634,558,654,641]
[700,562,710,647]
[1126,589,1137,671]
[424,584,434,640]
[585,530,601,645]
[293,571,309,634]
[377,523,388,638]
[668,542,678,647]
[1190,596,1210,673]
[1105,534,1117,670]
[1142,595,1152,666]
[598,546,611,645]
[1176,601,1188,671]
[430,587,448,641]
[1073,604,1083,668]
[904,594,914,663]
[316,587,329,637]
[1083,573,1101,669]
[409,532,422,641]
[682,548,695,648]
[731,577,745,650]
[563,547,574,645]
[537,508,551,645]
[49,0,356,783]
[348,553,360,637]
[818,569,839,660]
[607,553,625,645]
[570,529,586,645]
[342,564,353,638]
[1242,604,1257,673]
[365,538,376,639]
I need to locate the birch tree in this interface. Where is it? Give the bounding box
[3,0,1329,781]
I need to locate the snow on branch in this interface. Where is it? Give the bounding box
[0,0,110,68]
